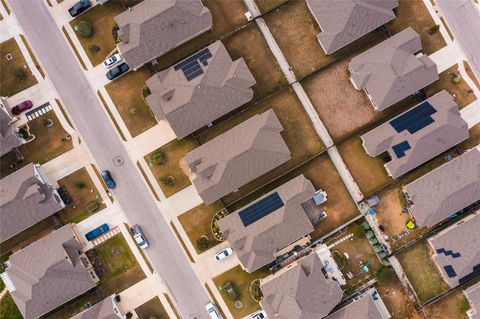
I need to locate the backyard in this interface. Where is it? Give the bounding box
[396,240,450,303]
[145,137,198,197]
[69,0,125,66]
[376,275,422,319]
[0,37,37,97]
[212,265,271,318]
[105,67,157,137]
[254,0,289,13]
[57,167,106,224]
[0,293,23,319]
[178,201,224,254]
[135,297,170,319]
[423,290,470,319]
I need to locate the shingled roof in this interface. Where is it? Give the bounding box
[324,289,390,319]
[115,0,212,69]
[0,104,24,156]
[218,175,320,273]
[146,41,256,138]
[428,212,480,287]
[361,90,469,178]
[465,282,480,319]
[71,296,123,319]
[185,109,291,204]
[404,148,480,228]
[306,0,398,54]
[2,225,97,319]
[349,27,438,111]
[260,253,343,319]
[0,163,65,243]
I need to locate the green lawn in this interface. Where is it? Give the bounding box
[0,293,23,319]
[135,297,170,319]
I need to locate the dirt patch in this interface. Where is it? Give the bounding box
[423,290,470,319]
[376,276,422,319]
[135,297,170,319]
[255,0,289,13]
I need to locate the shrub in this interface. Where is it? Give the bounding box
[374,266,396,284]
[160,175,175,187]
[17,128,29,139]
[196,236,210,251]
[332,251,347,269]
[125,312,133,319]
[85,201,100,213]
[349,223,364,238]
[250,279,263,302]
[13,68,26,81]
[88,44,100,53]
[450,73,461,84]
[142,86,151,98]
[74,20,94,38]
[75,181,87,189]
[429,24,440,34]
[151,151,166,165]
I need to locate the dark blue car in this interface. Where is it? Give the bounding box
[85,223,109,241]
[101,170,116,189]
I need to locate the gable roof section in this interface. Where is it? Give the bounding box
[361,90,469,178]
[0,163,65,243]
[71,296,123,319]
[349,27,438,111]
[404,148,480,228]
[146,41,256,138]
[428,213,480,288]
[0,105,23,156]
[324,290,388,319]
[465,282,480,319]
[306,0,398,55]
[185,109,291,204]
[260,253,343,319]
[218,175,317,273]
[5,224,97,319]
[115,0,212,69]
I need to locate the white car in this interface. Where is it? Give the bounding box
[205,302,222,319]
[214,247,233,261]
[102,54,122,68]
[250,310,267,319]
[131,225,149,249]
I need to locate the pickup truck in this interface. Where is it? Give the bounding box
[85,224,109,241]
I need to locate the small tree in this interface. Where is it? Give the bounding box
[125,312,133,319]
[89,44,100,53]
[74,20,94,38]
[142,86,151,97]
[196,236,210,251]
[75,181,87,189]
[250,279,263,302]
[13,68,26,82]
[160,175,175,187]
[429,24,440,34]
[17,128,29,139]
[151,151,166,165]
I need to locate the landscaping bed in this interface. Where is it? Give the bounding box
[135,297,170,319]
[145,137,198,197]
[0,151,20,179]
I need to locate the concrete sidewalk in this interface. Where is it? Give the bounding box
[461,100,480,128]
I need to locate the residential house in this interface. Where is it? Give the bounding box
[218,175,328,273]
[361,90,469,178]
[0,163,65,243]
[324,288,391,319]
[305,0,398,54]
[71,295,124,319]
[403,148,480,228]
[428,211,480,288]
[0,224,99,319]
[465,282,480,319]
[114,0,212,70]
[184,109,291,204]
[349,27,438,111]
[145,41,256,138]
[0,98,26,156]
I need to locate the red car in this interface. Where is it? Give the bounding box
[11,100,33,115]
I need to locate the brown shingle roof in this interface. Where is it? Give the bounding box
[0,105,24,156]
[349,27,438,111]
[361,90,469,178]
[465,282,480,319]
[324,289,388,319]
[405,148,480,227]
[306,0,398,55]
[260,253,343,319]
[145,41,256,138]
[71,296,123,319]
[185,109,291,204]
[218,175,318,273]
[4,225,97,319]
[115,0,212,69]
[0,163,65,243]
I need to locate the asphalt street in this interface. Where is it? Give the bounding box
[436,0,480,81]
[8,0,210,317]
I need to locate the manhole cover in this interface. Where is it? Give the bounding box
[113,156,124,166]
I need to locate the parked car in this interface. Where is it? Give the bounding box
[250,310,267,319]
[68,0,91,17]
[205,302,222,319]
[11,100,33,115]
[85,223,109,241]
[214,247,233,261]
[102,54,123,68]
[101,170,116,189]
[106,62,129,80]
[130,225,149,249]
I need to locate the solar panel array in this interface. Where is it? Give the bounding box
[390,101,437,134]
[444,265,457,278]
[392,141,411,158]
[174,47,212,81]
[436,248,461,258]
[239,192,284,227]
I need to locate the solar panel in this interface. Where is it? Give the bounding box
[444,265,457,278]
[392,141,411,158]
[239,192,284,227]
[390,101,437,134]
[173,48,212,81]
[407,116,435,134]
[436,248,461,258]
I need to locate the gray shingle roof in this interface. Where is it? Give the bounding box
[4,224,97,319]
[115,0,212,69]
[428,212,480,288]
[218,175,318,273]
[324,290,388,319]
[349,27,438,111]
[185,109,291,204]
[145,41,256,138]
[465,282,480,319]
[260,253,343,319]
[0,105,24,156]
[0,163,65,243]
[405,148,480,227]
[71,296,123,319]
[361,90,469,178]
[306,0,398,55]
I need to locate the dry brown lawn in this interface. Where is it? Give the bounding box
[386,0,446,55]
[423,290,470,319]
[135,297,170,319]
[255,0,289,13]
[425,65,477,109]
[337,136,392,196]
[461,124,480,150]
[376,276,422,319]
[464,60,480,90]
[105,67,156,137]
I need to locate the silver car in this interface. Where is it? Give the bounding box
[130,225,149,249]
